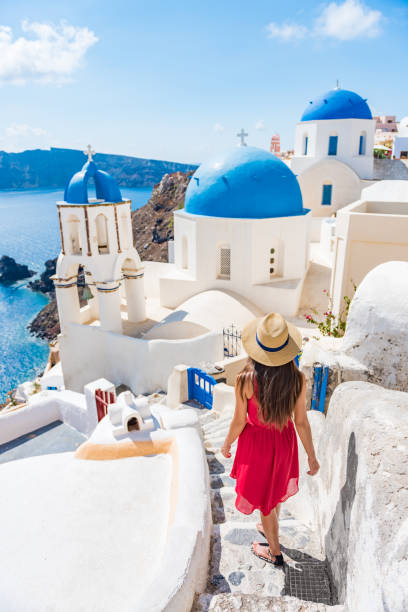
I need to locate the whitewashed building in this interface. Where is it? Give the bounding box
[330,180,408,315]
[159,146,311,316]
[290,88,375,238]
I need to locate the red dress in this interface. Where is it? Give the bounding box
[230,382,299,515]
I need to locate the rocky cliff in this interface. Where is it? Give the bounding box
[0,256,35,283]
[131,170,192,261]
[0,148,197,189]
[29,170,192,340]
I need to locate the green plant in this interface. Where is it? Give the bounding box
[304,283,356,337]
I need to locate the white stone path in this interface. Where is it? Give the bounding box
[192,406,345,612]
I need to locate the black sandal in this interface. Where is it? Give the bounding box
[252,543,284,567]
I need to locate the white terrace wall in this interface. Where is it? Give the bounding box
[290,382,408,612]
[59,322,223,394]
[301,261,408,410]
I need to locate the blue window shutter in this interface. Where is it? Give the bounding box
[328,136,338,156]
[304,136,308,155]
[359,135,365,155]
[322,184,332,205]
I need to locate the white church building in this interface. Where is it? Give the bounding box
[160,146,311,315]
[53,145,311,396]
[290,87,375,237]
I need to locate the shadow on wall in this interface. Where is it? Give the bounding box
[325,431,358,604]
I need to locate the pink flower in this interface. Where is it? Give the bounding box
[323,289,327,293]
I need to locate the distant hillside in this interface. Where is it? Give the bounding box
[0,147,197,189]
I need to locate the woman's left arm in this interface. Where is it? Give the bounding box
[220,383,248,458]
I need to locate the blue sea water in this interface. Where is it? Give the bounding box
[0,187,152,401]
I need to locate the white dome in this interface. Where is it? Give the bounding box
[398,116,408,136]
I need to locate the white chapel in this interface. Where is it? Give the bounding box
[290,87,375,237]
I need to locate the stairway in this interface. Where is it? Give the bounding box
[191,406,344,612]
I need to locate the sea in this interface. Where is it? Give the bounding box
[0,187,152,402]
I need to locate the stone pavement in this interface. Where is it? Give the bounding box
[0,420,86,464]
[192,405,344,612]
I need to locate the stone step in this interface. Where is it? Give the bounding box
[210,473,236,490]
[202,413,234,434]
[193,593,345,611]
[206,453,234,475]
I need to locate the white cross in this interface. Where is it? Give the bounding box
[237,128,248,147]
[84,144,95,161]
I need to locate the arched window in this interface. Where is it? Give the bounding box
[181,235,188,269]
[359,131,366,155]
[328,134,338,156]
[217,244,231,280]
[95,214,109,254]
[303,134,309,156]
[120,213,130,250]
[321,183,333,206]
[66,214,82,255]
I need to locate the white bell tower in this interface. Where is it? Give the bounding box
[53,147,146,335]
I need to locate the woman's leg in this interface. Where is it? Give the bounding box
[260,508,280,556]
[256,503,282,537]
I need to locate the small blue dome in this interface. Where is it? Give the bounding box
[301,89,372,122]
[64,160,122,204]
[184,147,305,219]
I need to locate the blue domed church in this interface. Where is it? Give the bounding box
[290,87,375,236]
[159,146,311,316]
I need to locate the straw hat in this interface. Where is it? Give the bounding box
[242,312,302,367]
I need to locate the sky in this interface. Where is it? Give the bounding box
[0,0,407,164]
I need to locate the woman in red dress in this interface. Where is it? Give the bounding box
[221,312,320,567]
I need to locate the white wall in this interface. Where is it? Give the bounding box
[59,321,224,394]
[0,389,90,445]
[297,158,362,217]
[330,198,408,315]
[159,210,310,316]
[291,118,375,179]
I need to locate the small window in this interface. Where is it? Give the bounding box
[322,184,333,206]
[269,246,278,278]
[303,136,308,156]
[359,133,366,155]
[328,135,338,156]
[217,245,231,279]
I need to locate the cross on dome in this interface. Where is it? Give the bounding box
[84,144,95,162]
[237,128,248,147]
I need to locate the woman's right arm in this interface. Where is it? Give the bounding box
[294,374,320,476]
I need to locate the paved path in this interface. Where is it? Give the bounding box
[192,406,344,611]
[0,420,86,464]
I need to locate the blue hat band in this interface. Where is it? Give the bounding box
[256,332,289,353]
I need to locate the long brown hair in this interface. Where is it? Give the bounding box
[236,358,303,430]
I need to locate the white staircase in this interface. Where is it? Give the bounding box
[191,405,344,612]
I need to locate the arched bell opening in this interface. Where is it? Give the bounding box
[95,213,110,254]
[66,214,82,255]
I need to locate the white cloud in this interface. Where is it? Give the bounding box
[5,123,46,137]
[255,120,265,131]
[266,22,307,41]
[0,20,98,85]
[315,0,382,40]
[214,123,225,133]
[266,0,382,43]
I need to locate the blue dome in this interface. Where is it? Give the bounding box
[301,89,372,122]
[64,160,122,204]
[184,147,305,219]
